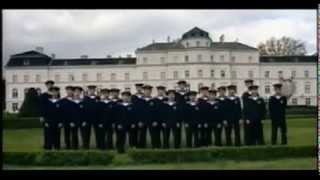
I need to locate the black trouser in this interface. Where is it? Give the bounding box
[173,126,182,149]
[244,122,251,145]
[43,123,61,150]
[80,123,91,149]
[94,125,106,150]
[128,126,138,148]
[224,123,232,146]
[271,120,287,145]
[207,127,213,145]
[115,127,127,153]
[185,125,196,148]
[212,124,222,146]
[70,126,79,149]
[149,124,161,148]
[162,127,171,149]
[247,120,264,145]
[106,126,114,150]
[137,126,147,148]
[64,125,71,149]
[231,121,241,146]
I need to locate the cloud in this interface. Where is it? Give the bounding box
[2,9,316,69]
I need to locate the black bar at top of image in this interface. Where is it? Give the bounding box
[0,0,319,9]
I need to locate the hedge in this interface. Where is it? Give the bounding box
[3,151,115,166]
[128,145,316,163]
[3,117,42,129]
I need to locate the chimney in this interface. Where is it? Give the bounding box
[219,35,225,43]
[167,36,170,42]
[51,53,56,59]
[80,55,88,59]
[127,54,132,58]
[107,54,112,58]
[35,46,44,53]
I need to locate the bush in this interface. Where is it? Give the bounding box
[3,117,42,129]
[3,151,115,166]
[128,145,315,164]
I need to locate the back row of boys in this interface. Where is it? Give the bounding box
[39,79,287,153]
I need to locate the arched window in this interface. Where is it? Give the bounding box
[12,88,18,98]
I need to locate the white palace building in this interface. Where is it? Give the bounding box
[4,27,317,113]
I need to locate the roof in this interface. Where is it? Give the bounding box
[182,27,210,40]
[50,58,136,66]
[6,51,52,67]
[136,42,185,51]
[260,56,317,63]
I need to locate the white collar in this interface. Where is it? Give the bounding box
[144,97,151,101]
[73,99,81,103]
[275,95,281,99]
[229,96,236,100]
[122,102,130,106]
[112,98,119,102]
[200,96,208,100]
[251,96,258,100]
[209,100,216,105]
[168,101,175,106]
[50,98,58,103]
[89,95,96,99]
[219,97,225,100]
[157,96,164,100]
[103,99,110,104]
[66,96,73,100]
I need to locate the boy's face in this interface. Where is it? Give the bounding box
[74,90,82,97]
[251,89,258,95]
[219,89,225,96]
[122,95,131,102]
[201,90,209,97]
[168,93,175,100]
[274,88,281,94]
[144,89,152,96]
[245,82,253,88]
[46,83,54,90]
[66,89,74,97]
[136,86,143,93]
[51,90,59,97]
[157,89,165,96]
[189,95,196,101]
[101,92,109,99]
[209,93,216,99]
[228,89,236,95]
[88,89,95,95]
[178,84,186,90]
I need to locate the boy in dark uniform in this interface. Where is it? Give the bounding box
[132,83,144,104]
[163,90,182,148]
[184,91,199,148]
[227,85,242,146]
[42,86,62,150]
[208,89,222,146]
[151,85,168,148]
[96,88,111,150]
[217,86,231,146]
[269,83,287,145]
[81,85,99,149]
[70,86,84,149]
[114,91,135,153]
[59,86,75,149]
[243,85,266,145]
[241,79,254,145]
[175,80,189,105]
[197,86,211,147]
[137,85,156,148]
[39,80,55,124]
[242,79,254,101]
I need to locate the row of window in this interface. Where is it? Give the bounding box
[142,55,253,64]
[264,70,309,78]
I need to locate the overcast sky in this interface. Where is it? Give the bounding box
[2,9,317,66]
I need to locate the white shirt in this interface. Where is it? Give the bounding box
[103,99,110,104]
[168,101,175,106]
[50,98,58,103]
[275,95,281,99]
[229,96,236,100]
[122,102,130,106]
[90,95,96,99]
[73,99,82,104]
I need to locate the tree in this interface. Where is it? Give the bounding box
[258,37,307,56]
[19,88,41,117]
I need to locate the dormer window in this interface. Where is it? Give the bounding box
[23,59,29,65]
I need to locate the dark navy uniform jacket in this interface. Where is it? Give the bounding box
[39,92,52,117]
[163,101,183,128]
[72,99,85,127]
[115,102,137,130]
[59,97,77,126]
[217,96,230,122]
[268,95,287,122]
[97,99,113,128]
[82,95,99,125]
[175,91,189,105]
[138,96,157,126]
[153,96,168,125]
[197,97,211,126]
[227,96,242,123]
[184,101,200,127]
[207,99,222,126]
[108,98,123,127]
[243,96,266,123]
[132,93,144,105]
[43,98,62,125]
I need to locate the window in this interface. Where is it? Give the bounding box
[278,71,283,78]
[291,70,296,78]
[54,74,60,82]
[97,73,102,81]
[111,73,116,81]
[304,83,311,94]
[211,83,215,90]
[265,85,270,94]
[12,75,17,83]
[24,88,29,95]
[69,74,75,82]
[160,57,165,64]
[173,71,178,79]
[82,73,88,81]
[248,71,254,78]
[210,70,215,78]
[12,103,18,112]
[12,88,18,98]
[210,55,214,62]
[23,75,29,83]
[196,41,200,47]
[185,70,190,78]
[143,57,148,64]
[220,55,225,62]
[143,72,148,80]
[160,72,166,80]
[292,98,297,105]
[231,71,237,78]
[197,54,202,62]
[124,73,129,81]
[35,74,41,83]
[198,83,203,89]
[305,98,311,105]
[198,70,203,78]
[264,71,270,78]
[184,55,189,62]
[231,56,236,62]
[221,70,226,78]
[304,70,309,78]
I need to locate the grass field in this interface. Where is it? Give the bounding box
[2,117,317,170]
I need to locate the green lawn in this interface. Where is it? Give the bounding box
[2,117,317,170]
